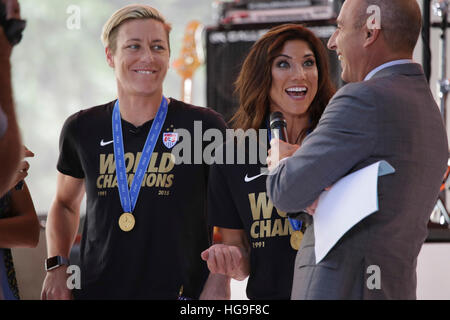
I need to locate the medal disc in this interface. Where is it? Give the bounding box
[119,212,135,232]
[290,230,303,250]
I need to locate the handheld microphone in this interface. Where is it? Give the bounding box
[269,111,312,227]
[269,111,289,143]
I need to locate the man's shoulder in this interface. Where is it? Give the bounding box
[334,81,378,98]
[330,81,396,114]
[336,65,422,98]
[327,82,380,113]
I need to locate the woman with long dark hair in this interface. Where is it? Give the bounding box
[200,24,336,299]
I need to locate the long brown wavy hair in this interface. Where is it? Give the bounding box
[231,24,336,139]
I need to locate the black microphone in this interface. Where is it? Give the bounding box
[269,112,312,229]
[269,111,289,143]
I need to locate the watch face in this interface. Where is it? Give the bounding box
[45,256,68,270]
[45,256,59,270]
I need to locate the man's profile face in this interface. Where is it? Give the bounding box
[328,0,366,83]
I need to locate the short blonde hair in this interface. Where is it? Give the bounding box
[101,4,172,54]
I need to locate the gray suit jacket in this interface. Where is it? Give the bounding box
[267,63,448,299]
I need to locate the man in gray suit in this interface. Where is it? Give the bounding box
[266,0,448,299]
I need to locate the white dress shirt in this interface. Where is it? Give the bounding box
[364,59,414,81]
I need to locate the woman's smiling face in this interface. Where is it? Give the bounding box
[269,39,319,118]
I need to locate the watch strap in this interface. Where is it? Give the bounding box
[45,256,70,271]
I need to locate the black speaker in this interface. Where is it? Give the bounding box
[206,22,343,123]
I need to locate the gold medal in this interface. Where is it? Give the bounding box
[119,212,135,232]
[290,230,303,250]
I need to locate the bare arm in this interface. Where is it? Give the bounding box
[0,26,21,196]
[46,173,84,257]
[41,172,85,300]
[200,228,250,300]
[0,182,40,248]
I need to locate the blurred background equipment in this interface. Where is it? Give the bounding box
[425,0,450,237]
[213,0,340,25]
[173,20,204,103]
[431,0,449,121]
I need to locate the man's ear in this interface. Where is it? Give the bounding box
[105,47,115,68]
[363,27,380,48]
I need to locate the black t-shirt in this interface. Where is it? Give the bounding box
[57,98,227,299]
[208,134,298,300]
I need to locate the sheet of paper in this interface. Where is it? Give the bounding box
[313,160,394,263]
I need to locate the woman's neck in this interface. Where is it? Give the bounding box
[116,89,164,127]
[284,113,310,144]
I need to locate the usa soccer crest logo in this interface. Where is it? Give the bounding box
[163,132,178,149]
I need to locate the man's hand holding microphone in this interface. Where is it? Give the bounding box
[266,111,330,216]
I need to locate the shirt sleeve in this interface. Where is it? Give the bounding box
[56,112,85,179]
[207,163,244,229]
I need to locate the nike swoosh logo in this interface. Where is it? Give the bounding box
[100,139,114,147]
[244,172,268,183]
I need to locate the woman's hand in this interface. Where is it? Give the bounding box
[201,244,248,281]
[9,146,34,190]
[304,186,332,215]
[267,138,300,171]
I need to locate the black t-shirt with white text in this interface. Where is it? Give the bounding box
[208,135,298,300]
[57,98,227,299]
